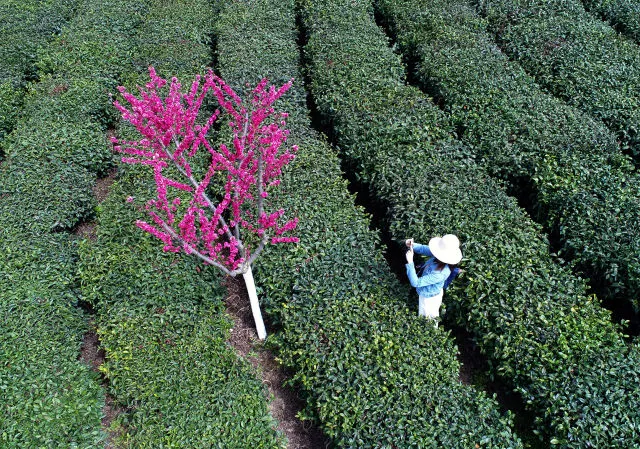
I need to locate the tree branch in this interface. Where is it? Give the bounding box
[256,152,265,218]
[168,136,244,254]
[159,221,243,277]
[247,235,269,267]
[234,112,250,242]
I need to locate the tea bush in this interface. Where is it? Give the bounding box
[0,0,81,149]
[1,0,156,444]
[478,0,640,159]
[2,0,153,232]
[375,0,640,311]
[0,159,95,235]
[302,0,640,446]
[580,0,640,43]
[0,83,22,145]
[214,0,524,447]
[126,0,214,79]
[0,230,104,448]
[77,0,288,445]
[0,0,80,82]
[79,163,286,448]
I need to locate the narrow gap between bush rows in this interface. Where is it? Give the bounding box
[209,24,329,448]
[372,6,640,340]
[295,6,543,445]
[224,277,330,449]
[75,129,125,448]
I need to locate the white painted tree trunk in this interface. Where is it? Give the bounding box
[242,264,267,340]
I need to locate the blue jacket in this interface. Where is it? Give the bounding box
[406,243,450,298]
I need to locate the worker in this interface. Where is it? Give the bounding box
[405,235,462,326]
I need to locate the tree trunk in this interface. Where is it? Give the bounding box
[242,265,267,340]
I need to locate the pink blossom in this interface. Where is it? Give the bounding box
[113,67,299,275]
[136,220,172,246]
[271,236,300,244]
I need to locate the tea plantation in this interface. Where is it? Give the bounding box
[1,0,639,447]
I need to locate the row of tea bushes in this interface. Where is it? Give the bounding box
[1,0,153,238]
[0,0,143,442]
[0,231,103,447]
[0,0,80,146]
[0,0,161,444]
[0,0,79,82]
[213,0,524,447]
[77,0,287,445]
[479,0,640,159]
[301,0,640,446]
[580,0,640,43]
[374,0,640,311]
[79,168,286,447]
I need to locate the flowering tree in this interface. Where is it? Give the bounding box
[112,67,299,340]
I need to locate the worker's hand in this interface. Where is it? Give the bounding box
[406,247,414,264]
[405,238,414,248]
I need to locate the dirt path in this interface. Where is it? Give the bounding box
[75,143,122,447]
[74,167,117,240]
[78,319,125,448]
[224,277,329,449]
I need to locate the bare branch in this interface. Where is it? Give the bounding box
[158,221,246,277]
[168,136,244,254]
[247,235,270,267]
[233,112,250,242]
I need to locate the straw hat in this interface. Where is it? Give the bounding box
[428,234,462,265]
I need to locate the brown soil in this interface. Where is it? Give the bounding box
[101,394,126,449]
[454,327,528,415]
[94,167,117,203]
[77,129,124,446]
[79,320,126,448]
[73,221,96,240]
[224,277,330,449]
[73,167,117,241]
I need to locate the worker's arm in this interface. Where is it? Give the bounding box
[412,242,432,257]
[407,264,448,287]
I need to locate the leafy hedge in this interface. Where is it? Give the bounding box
[301,0,640,446]
[580,0,640,43]
[77,0,288,446]
[374,0,640,311]
[0,230,104,448]
[0,82,23,146]
[79,162,286,447]
[0,0,79,82]
[0,0,81,147]
[478,0,640,159]
[0,0,155,271]
[0,0,157,444]
[1,0,153,234]
[214,0,525,447]
[125,0,214,80]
